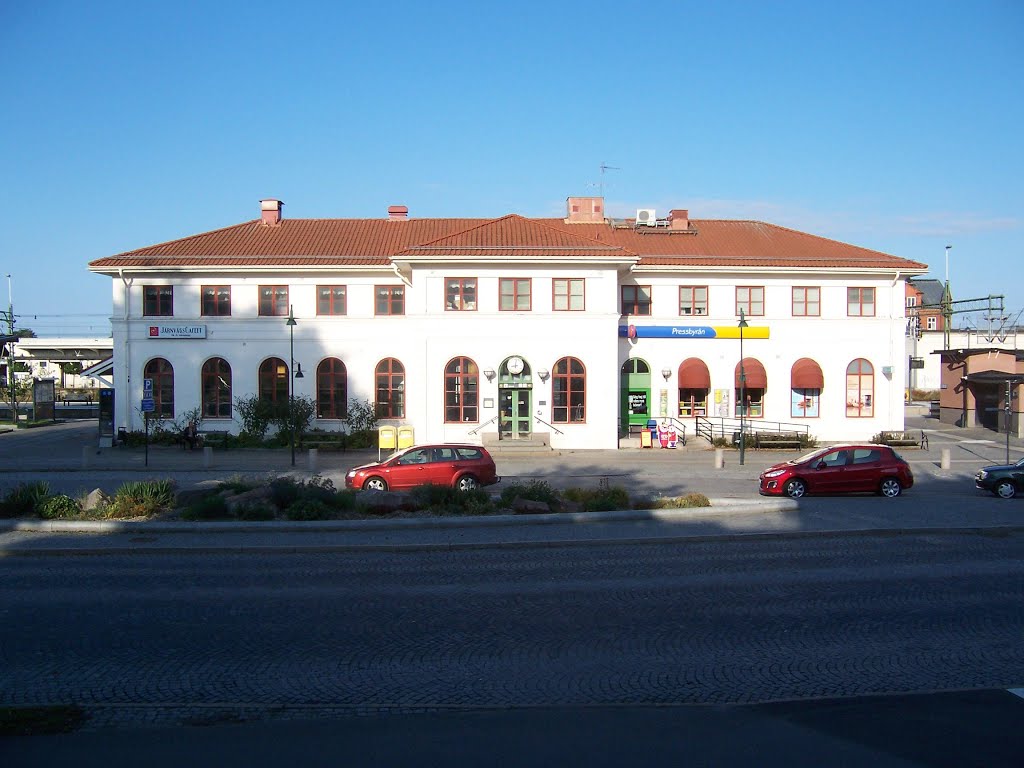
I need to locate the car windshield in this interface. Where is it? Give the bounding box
[794,447,829,463]
[1016,457,1024,468]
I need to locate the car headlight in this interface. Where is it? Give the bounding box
[346,470,357,479]
[762,469,786,478]
[977,470,987,480]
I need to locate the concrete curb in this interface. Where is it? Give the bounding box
[0,497,797,534]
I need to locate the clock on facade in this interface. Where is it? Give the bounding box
[506,356,525,375]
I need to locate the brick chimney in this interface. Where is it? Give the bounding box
[669,209,690,230]
[565,196,604,224]
[388,205,409,221]
[260,199,283,226]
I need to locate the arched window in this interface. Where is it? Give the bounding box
[376,358,405,419]
[444,357,478,423]
[735,358,767,418]
[553,357,586,423]
[677,358,710,417]
[846,359,874,417]
[317,358,348,419]
[201,358,232,418]
[144,358,174,418]
[259,357,289,404]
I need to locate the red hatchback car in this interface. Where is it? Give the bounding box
[759,444,914,499]
[345,444,500,492]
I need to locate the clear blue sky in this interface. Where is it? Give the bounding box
[2,0,1022,336]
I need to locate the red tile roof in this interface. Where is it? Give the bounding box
[88,213,928,272]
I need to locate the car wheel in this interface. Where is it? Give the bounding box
[783,479,806,499]
[879,478,902,498]
[994,480,1016,499]
[456,475,479,492]
[364,477,388,492]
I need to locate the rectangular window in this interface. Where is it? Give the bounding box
[791,389,821,418]
[678,286,708,316]
[258,285,289,316]
[445,278,477,311]
[499,278,531,311]
[792,286,820,317]
[201,285,231,316]
[553,278,585,311]
[847,287,876,316]
[906,296,917,308]
[621,285,652,315]
[143,286,173,316]
[678,389,708,417]
[926,316,937,330]
[317,285,347,315]
[375,285,405,315]
[736,286,764,317]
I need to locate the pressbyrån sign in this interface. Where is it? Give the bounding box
[618,325,770,339]
[148,325,206,339]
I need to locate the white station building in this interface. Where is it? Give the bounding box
[88,197,928,449]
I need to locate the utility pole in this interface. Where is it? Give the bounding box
[5,274,15,426]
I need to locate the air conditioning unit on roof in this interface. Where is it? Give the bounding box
[635,209,657,226]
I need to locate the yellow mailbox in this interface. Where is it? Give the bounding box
[397,425,415,449]
[378,426,397,450]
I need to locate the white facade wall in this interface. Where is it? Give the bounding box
[109,264,910,447]
[906,328,1022,391]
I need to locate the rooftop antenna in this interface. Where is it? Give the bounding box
[598,162,620,197]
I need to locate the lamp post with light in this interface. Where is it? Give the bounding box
[738,309,748,466]
[286,306,304,467]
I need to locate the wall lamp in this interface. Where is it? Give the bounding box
[537,369,550,381]
[661,368,672,381]
[483,368,496,381]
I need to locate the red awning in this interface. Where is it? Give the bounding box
[735,358,767,388]
[678,358,711,389]
[791,358,824,389]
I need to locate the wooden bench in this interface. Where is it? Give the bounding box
[61,394,94,405]
[300,432,347,451]
[878,431,924,448]
[197,430,230,449]
[754,432,803,449]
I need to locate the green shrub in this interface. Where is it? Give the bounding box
[285,499,335,521]
[500,480,560,509]
[649,492,711,509]
[562,485,631,512]
[0,481,51,517]
[235,501,277,521]
[38,494,82,519]
[114,479,176,508]
[302,475,338,504]
[101,496,163,519]
[268,477,302,509]
[180,494,232,521]
[711,436,731,448]
[218,476,260,493]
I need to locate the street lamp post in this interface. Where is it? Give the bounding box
[5,274,14,427]
[738,308,749,466]
[286,306,301,467]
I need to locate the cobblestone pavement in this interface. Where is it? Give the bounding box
[1,529,1022,730]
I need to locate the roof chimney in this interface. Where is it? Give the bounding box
[565,196,604,224]
[388,205,409,221]
[260,199,283,226]
[669,209,690,230]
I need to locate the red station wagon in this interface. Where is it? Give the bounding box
[345,444,500,492]
[759,444,914,499]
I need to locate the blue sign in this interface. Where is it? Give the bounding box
[619,325,716,339]
[141,398,155,413]
[143,378,154,395]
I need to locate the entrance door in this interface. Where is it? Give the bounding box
[499,389,532,439]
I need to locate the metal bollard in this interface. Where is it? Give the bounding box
[81,445,92,469]
[308,448,319,473]
[203,446,213,469]
[941,448,950,470]
[715,448,725,469]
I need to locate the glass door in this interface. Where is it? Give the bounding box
[499,389,532,439]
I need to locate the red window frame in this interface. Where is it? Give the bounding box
[316,358,348,419]
[552,356,586,423]
[317,286,347,316]
[678,286,708,316]
[621,285,652,315]
[792,286,820,317]
[376,358,405,418]
[847,287,876,317]
[201,358,232,419]
[143,285,173,317]
[258,285,289,316]
[499,278,532,311]
[553,278,585,311]
[444,356,479,423]
[846,358,874,417]
[258,357,289,403]
[201,285,231,316]
[375,286,405,316]
[445,278,477,311]
[736,286,764,317]
[144,357,174,418]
